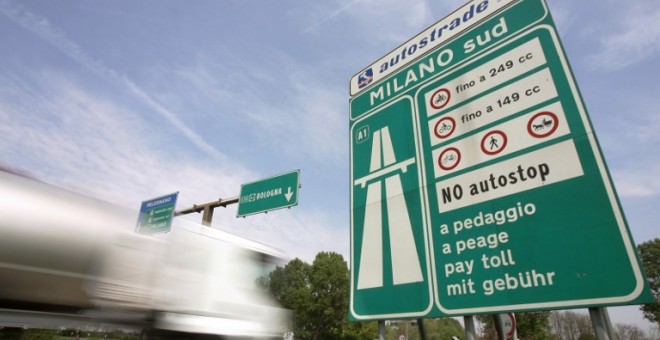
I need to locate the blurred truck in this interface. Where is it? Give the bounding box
[0,170,288,339]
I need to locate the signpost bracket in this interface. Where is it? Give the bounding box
[175,196,239,226]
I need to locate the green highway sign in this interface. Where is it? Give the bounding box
[237,170,300,217]
[349,0,651,320]
[136,192,178,234]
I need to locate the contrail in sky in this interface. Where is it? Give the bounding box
[0,0,225,160]
[303,0,362,34]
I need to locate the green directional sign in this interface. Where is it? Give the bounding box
[349,0,651,320]
[237,170,300,217]
[136,192,178,234]
[351,98,433,319]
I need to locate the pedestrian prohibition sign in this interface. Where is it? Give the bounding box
[349,0,651,320]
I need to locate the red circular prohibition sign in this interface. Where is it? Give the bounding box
[438,147,461,171]
[527,111,559,138]
[434,116,457,139]
[430,88,451,110]
[481,130,508,156]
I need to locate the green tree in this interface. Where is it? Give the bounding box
[343,321,378,339]
[550,310,594,340]
[614,323,645,340]
[0,328,58,340]
[262,252,375,339]
[308,252,350,338]
[265,258,313,337]
[476,314,497,340]
[400,318,464,339]
[478,312,551,340]
[516,312,552,339]
[638,238,660,327]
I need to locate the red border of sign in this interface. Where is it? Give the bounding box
[481,130,508,155]
[430,88,451,110]
[506,313,516,339]
[438,147,461,171]
[527,111,559,138]
[434,116,457,139]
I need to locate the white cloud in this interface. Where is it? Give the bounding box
[146,52,348,168]
[612,171,660,198]
[0,70,348,261]
[301,0,363,34]
[587,4,660,71]
[300,0,437,44]
[0,0,223,161]
[545,2,576,37]
[0,71,250,204]
[213,205,349,263]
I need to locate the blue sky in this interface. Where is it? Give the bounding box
[1,0,658,332]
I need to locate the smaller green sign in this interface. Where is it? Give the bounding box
[237,170,300,217]
[136,192,178,234]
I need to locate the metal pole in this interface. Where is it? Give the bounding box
[493,314,506,340]
[589,307,615,340]
[175,196,239,226]
[201,205,213,226]
[464,315,478,340]
[603,307,616,339]
[417,318,427,340]
[379,320,386,340]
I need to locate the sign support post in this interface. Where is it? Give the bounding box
[464,316,477,340]
[378,321,385,340]
[589,307,615,340]
[493,314,506,340]
[175,196,239,226]
[417,319,427,340]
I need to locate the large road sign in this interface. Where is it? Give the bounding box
[136,192,178,234]
[237,170,300,217]
[349,0,651,320]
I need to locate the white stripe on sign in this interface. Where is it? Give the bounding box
[424,37,547,117]
[428,67,558,146]
[435,139,584,212]
[432,101,569,179]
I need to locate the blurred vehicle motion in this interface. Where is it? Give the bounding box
[0,169,289,339]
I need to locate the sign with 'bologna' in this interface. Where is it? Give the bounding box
[349,0,652,320]
[237,170,300,217]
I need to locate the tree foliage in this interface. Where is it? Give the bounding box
[613,323,645,340]
[262,252,377,339]
[549,311,594,340]
[390,318,464,340]
[638,238,660,326]
[478,312,551,340]
[308,252,350,337]
[515,312,552,339]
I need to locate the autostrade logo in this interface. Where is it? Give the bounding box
[349,0,513,97]
[358,68,374,89]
